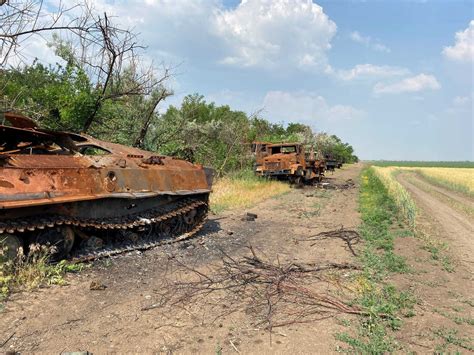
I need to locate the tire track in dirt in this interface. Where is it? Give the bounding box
[397,173,474,266]
[411,174,474,210]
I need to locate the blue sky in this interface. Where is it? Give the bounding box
[25,0,474,160]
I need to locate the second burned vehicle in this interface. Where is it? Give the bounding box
[252,142,326,185]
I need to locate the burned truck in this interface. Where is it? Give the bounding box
[253,142,325,184]
[325,154,338,172]
[0,112,213,261]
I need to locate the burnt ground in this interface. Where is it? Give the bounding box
[0,165,362,354]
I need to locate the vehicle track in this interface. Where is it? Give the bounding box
[409,173,474,209]
[1,198,208,262]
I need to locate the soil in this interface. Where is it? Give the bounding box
[398,173,473,266]
[394,172,473,353]
[0,165,363,354]
[1,165,472,354]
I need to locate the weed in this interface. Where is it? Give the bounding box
[434,308,474,326]
[433,327,474,352]
[215,342,223,355]
[336,323,399,354]
[416,227,455,273]
[337,168,414,353]
[0,244,86,302]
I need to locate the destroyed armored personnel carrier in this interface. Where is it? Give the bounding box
[0,112,213,261]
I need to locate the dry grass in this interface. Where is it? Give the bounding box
[210,171,290,213]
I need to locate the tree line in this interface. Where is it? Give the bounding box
[0,0,358,175]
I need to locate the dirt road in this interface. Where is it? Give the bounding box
[0,165,363,354]
[394,172,473,353]
[397,173,473,266]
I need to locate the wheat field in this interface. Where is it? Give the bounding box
[413,167,474,196]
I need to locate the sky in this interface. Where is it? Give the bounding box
[14,0,474,160]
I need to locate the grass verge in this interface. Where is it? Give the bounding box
[210,169,290,213]
[336,167,415,353]
[371,166,417,228]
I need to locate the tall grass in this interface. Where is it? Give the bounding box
[371,167,417,228]
[210,170,290,213]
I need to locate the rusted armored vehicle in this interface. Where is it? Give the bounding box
[0,112,213,261]
[253,142,325,184]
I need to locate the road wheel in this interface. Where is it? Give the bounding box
[34,227,75,260]
[0,233,22,262]
[183,209,197,225]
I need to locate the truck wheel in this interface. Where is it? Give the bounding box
[294,176,304,188]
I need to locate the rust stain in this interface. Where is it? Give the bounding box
[0,180,14,188]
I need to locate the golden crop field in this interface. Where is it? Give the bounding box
[413,167,474,196]
[371,165,474,228]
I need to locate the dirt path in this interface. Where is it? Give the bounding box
[397,173,473,265]
[0,165,363,354]
[409,175,474,210]
[393,172,474,353]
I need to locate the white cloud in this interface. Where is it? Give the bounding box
[350,31,391,53]
[5,36,60,67]
[350,31,369,45]
[453,95,470,106]
[336,64,410,81]
[442,20,474,62]
[374,74,441,95]
[80,0,337,72]
[214,0,337,69]
[446,94,473,114]
[262,91,365,126]
[373,43,391,53]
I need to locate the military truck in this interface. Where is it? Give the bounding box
[253,142,325,184]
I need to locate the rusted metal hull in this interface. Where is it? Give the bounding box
[1,156,211,209]
[0,112,213,260]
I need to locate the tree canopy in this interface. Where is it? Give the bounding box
[1,1,358,174]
